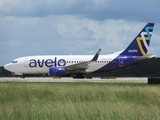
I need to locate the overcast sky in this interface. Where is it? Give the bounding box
[0,0,160,66]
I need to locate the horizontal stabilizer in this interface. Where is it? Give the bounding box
[134,54,156,61]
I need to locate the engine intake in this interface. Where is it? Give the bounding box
[49,67,66,76]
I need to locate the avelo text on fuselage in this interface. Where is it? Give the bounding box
[29,57,66,68]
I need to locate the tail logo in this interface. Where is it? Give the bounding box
[136,26,153,55]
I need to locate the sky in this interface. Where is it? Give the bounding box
[0,0,160,66]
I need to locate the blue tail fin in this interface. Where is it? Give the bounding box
[120,23,154,56]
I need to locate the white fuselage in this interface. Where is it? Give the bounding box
[4,53,119,75]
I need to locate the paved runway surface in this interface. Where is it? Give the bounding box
[0,77,148,83]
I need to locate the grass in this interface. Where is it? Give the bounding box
[0,82,160,120]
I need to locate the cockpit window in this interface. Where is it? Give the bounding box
[11,61,18,63]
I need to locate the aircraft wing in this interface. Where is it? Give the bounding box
[65,49,101,70]
[134,54,156,61]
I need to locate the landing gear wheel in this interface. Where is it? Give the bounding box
[73,74,85,79]
[21,75,25,78]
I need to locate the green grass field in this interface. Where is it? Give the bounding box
[0,82,160,120]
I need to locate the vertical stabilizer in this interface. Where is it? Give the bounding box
[120,23,154,56]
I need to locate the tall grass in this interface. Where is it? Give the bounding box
[0,82,160,120]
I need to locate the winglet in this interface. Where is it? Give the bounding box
[91,49,101,61]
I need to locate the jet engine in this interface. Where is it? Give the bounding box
[49,67,66,76]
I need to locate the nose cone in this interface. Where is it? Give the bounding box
[4,64,12,72]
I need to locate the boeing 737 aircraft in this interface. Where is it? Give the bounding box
[4,23,155,78]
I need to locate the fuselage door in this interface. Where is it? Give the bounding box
[24,60,28,67]
[119,57,123,67]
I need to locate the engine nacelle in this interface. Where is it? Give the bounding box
[49,67,66,76]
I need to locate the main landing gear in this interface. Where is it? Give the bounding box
[73,74,85,79]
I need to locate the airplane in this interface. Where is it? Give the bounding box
[4,23,155,78]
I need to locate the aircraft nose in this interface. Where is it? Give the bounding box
[4,64,11,71]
